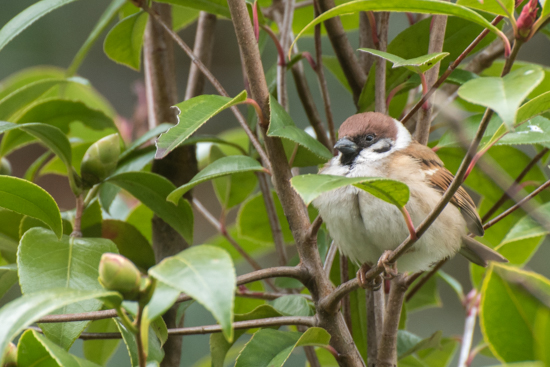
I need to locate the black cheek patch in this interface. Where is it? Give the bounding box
[340,151,359,166]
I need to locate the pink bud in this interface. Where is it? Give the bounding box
[517,0,538,40]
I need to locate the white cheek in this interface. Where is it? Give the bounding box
[393,118,412,151]
[320,156,350,176]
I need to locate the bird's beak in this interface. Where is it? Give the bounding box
[334,138,359,155]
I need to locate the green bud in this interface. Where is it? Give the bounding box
[0,158,12,176]
[80,134,121,188]
[138,276,156,307]
[3,342,17,367]
[98,253,141,300]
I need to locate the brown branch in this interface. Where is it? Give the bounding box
[366,289,378,365]
[414,10,448,145]
[316,0,367,103]
[141,3,271,172]
[405,259,446,302]
[377,275,408,366]
[323,241,337,275]
[358,11,376,74]
[375,12,389,114]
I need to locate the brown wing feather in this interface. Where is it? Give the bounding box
[402,143,485,236]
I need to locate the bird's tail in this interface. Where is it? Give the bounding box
[459,236,508,267]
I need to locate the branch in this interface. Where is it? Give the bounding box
[375,12,389,114]
[457,292,480,367]
[358,11,376,74]
[141,3,272,172]
[414,10,449,145]
[323,241,337,275]
[278,0,295,109]
[316,0,367,103]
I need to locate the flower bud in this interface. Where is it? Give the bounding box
[0,158,12,176]
[98,253,141,300]
[3,342,17,367]
[517,0,538,40]
[80,134,120,188]
[138,276,156,307]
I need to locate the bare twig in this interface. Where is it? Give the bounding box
[316,0,367,102]
[323,241,338,275]
[366,289,378,365]
[375,12,389,114]
[71,195,84,237]
[414,10,448,145]
[458,291,480,367]
[358,11,376,74]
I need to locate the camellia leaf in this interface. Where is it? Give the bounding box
[144,281,181,322]
[0,265,18,301]
[172,5,200,31]
[398,330,442,359]
[0,176,62,238]
[268,95,333,161]
[17,228,119,349]
[269,295,314,317]
[457,0,514,17]
[210,304,284,367]
[104,11,149,70]
[291,174,410,207]
[406,273,442,312]
[0,288,121,365]
[120,123,173,160]
[115,320,164,367]
[0,0,79,54]
[155,0,231,18]
[167,156,265,203]
[149,245,236,341]
[291,0,507,55]
[358,49,449,74]
[17,329,102,367]
[83,319,121,366]
[480,263,550,362]
[458,66,545,128]
[106,171,194,244]
[234,328,331,367]
[155,91,247,159]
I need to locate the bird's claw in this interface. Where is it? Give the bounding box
[357,263,382,290]
[378,250,398,280]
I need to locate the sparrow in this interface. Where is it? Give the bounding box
[313,112,507,277]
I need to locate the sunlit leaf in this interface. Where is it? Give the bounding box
[457,0,514,17]
[358,49,449,74]
[104,12,149,70]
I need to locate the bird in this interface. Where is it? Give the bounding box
[313,112,507,282]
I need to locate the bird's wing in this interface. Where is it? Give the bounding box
[402,142,485,236]
[460,235,507,266]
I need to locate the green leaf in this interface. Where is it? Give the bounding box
[0,265,18,301]
[268,295,314,317]
[438,270,464,303]
[68,0,127,76]
[458,66,545,128]
[106,171,194,244]
[398,330,442,359]
[535,307,550,366]
[0,288,121,365]
[115,320,164,367]
[155,0,231,18]
[417,338,458,367]
[0,176,62,238]
[18,329,102,367]
[406,273,442,312]
[104,12,149,71]
[126,204,154,242]
[172,5,200,31]
[0,0,79,54]
[268,95,333,161]
[145,281,181,322]
[83,319,121,366]
[149,245,236,341]
[292,0,506,53]
[358,49,449,74]
[322,55,352,94]
[155,91,247,159]
[291,174,410,207]
[210,304,283,367]
[234,328,330,367]
[480,263,550,362]
[102,219,155,270]
[457,0,514,17]
[517,91,550,124]
[1,99,116,156]
[167,156,264,203]
[17,228,118,349]
[120,123,173,160]
[346,262,368,361]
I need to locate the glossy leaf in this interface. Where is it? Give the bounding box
[457,0,514,17]
[0,265,18,301]
[398,330,442,359]
[106,171,194,244]
[210,304,283,367]
[145,281,181,322]
[358,49,449,74]
[0,288,121,365]
[292,0,506,53]
[83,319,121,366]
[18,329,102,367]
[120,123,173,160]
[268,95,333,161]
[234,328,330,367]
[480,263,550,362]
[0,0,79,54]
[18,228,118,349]
[0,176,62,238]
[115,320,164,367]
[268,295,314,317]
[126,204,154,242]
[172,5,200,31]
[458,66,544,128]
[155,0,231,18]
[104,12,149,70]
[168,155,264,203]
[102,219,155,270]
[149,245,236,341]
[155,91,247,159]
[291,174,410,207]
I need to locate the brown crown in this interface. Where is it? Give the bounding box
[338,112,398,141]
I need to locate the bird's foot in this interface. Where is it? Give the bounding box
[357,263,382,290]
[378,250,398,280]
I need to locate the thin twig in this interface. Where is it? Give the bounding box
[405,259,446,302]
[358,11,376,74]
[141,3,271,172]
[458,292,480,367]
[71,195,84,237]
[323,241,337,275]
[375,12,389,114]
[237,287,313,301]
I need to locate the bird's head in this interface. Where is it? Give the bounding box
[334,112,411,166]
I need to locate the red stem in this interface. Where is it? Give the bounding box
[366,11,379,47]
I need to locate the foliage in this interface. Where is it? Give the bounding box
[0,0,549,366]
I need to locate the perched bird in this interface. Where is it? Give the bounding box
[313,112,507,278]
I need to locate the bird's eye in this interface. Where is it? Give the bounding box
[366,134,375,142]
